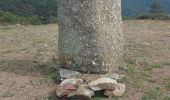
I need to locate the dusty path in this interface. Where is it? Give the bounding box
[0,20,170,100]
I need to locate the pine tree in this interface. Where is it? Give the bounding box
[150,0,163,13]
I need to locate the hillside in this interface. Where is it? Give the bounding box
[0,0,58,24]
[122,0,170,17]
[0,0,170,24]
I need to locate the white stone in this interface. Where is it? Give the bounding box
[60,78,83,86]
[104,83,126,97]
[103,73,126,80]
[88,77,117,91]
[113,83,126,96]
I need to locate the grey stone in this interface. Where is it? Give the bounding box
[58,0,123,73]
[60,78,84,86]
[59,68,82,79]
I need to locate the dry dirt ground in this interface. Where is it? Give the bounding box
[0,20,170,100]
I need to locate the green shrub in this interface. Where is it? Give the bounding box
[0,12,42,25]
[122,16,134,20]
[0,10,3,16]
[49,16,58,23]
[27,16,41,25]
[0,11,58,25]
[0,11,56,25]
[0,12,18,23]
[136,13,170,20]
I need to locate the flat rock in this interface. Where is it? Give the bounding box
[78,74,100,83]
[60,78,84,86]
[59,68,82,79]
[95,83,117,90]
[56,84,78,97]
[68,84,94,98]
[56,78,84,97]
[88,77,117,91]
[104,83,126,97]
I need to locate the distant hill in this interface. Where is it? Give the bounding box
[122,0,170,17]
[0,0,170,24]
[0,0,58,24]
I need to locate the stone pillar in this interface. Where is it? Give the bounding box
[58,0,123,74]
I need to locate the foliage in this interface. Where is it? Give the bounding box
[164,78,170,91]
[0,11,18,23]
[0,0,170,23]
[122,0,170,17]
[0,11,41,25]
[122,16,134,20]
[150,0,163,13]
[135,0,170,20]
[142,87,163,100]
[0,0,58,24]
[136,13,170,20]
[27,16,41,25]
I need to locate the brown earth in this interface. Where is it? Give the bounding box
[0,20,170,100]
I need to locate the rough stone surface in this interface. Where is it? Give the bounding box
[104,83,126,97]
[59,68,82,79]
[68,84,94,98]
[60,78,83,86]
[88,77,117,91]
[58,0,123,73]
[56,84,77,97]
[103,73,126,80]
[56,78,84,97]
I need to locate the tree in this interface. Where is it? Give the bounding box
[58,0,123,74]
[0,0,58,23]
[150,0,163,13]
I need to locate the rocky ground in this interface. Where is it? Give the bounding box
[0,20,170,100]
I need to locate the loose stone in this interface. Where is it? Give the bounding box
[59,68,82,79]
[60,78,83,86]
[88,77,117,91]
[104,83,126,97]
[68,84,94,98]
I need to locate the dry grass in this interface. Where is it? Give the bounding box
[0,20,170,100]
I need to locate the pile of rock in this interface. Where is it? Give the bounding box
[56,68,126,99]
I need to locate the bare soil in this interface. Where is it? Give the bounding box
[0,20,170,100]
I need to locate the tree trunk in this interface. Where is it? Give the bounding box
[58,0,123,74]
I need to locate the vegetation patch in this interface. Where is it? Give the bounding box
[162,62,170,66]
[2,91,15,97]
[163,96,170,100]
[136,13,170,20]
[164,78,170,91]
[151,63,162,68]
[124,63,146,88]
[93,96,120,100]
[142,87,163,100]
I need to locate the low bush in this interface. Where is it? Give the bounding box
[122,16,134,20]
[0,11,41,25]
[136,13,170,20]
[0,11,18,23]
[27,16,41,25]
